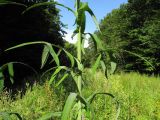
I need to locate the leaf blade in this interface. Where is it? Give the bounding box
[55,73,69,87]
[8,63,14,84]
[41,45,50,69]
[22,2,75,15]
[47,43,60,66]
[61,93,77,120]
[91,54,101,74]
[63,49,75,67]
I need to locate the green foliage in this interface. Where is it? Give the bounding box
[83,70,160,119]
[61,93,77,120]
[109,72,160,119]
[0,0,117,119]
[1,71,159,119]
[0,82,64,120]
[0,0,66,92]
[0,0,64,66]
[0,112,22,120]
[91,0,160,74]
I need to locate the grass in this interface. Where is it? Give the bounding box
[109,72,160,120]
[0,70,160,120]
[0,82,64,120]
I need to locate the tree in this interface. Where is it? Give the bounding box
[88,0,160,74]
[0,0,65,91]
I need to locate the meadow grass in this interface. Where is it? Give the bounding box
[82,70,160,119]
[0,70,159,120]
[0,82,64,120]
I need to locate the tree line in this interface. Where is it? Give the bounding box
[87,0,160,74]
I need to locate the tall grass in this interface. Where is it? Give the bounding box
[109,73,160,119]
[0,71,159,119]
[0,82,64,120]
[83,71,160,119]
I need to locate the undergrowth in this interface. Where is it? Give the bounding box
[0,71,160,120]
[0,82,64,120]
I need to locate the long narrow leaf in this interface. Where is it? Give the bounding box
[47,44,60,66]
[9,112,22,120]
[87,9,101,32]
[110,61,117,74]
[63,49,75,67]
[5,41,61,51]
[49,67,62,85]
[22,2,75,15]
[49,49,62,64]
[0,1,27,7]
[86,33,103,50]
[0,62,38,77]
[40,67,57,79]
[55,73,69,87]
[76,94,89,110]
[0,62,38,88]
[87,92,120,120]
[5,41,48,51]
[5,41,60,67]
[100,60,108,79]
[91,54,101,74]
[75,58,84,71]
[87,92,115,104]
[8,63,14,84]
[41,45,50,69]
[49,66,67,85]
[78,3,100,32]
[70,71,82,94]
[61,93,77,120]
[100,60,106,73]
[123,50,154,70]
[81,38,85,54]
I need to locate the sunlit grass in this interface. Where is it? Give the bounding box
[0,71,159,119]
[109,72,160,120]
[83,71,160,119]
[0,82,64,120]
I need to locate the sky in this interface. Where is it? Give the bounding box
[55,0,128,45]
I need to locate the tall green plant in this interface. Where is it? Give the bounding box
[1,0,119,119]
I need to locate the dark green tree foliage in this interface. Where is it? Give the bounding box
[91,0,160,74]
[125,0,160,73]
[0,0,65,90]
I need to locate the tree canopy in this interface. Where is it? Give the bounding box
[0,0,65,68]
[89,0,160,74]
[0,0,66,90]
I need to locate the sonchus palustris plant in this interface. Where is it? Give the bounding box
[0,0,119,119]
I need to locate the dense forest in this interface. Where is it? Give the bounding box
[87,0,160,74]
[0,0,67,91]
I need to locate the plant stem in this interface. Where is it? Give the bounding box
[77,28,82,63]
[76,1,82,119]
[76,0,80,10]
[77,26,82,120]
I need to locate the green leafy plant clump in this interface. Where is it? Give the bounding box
[0,0,118,119]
